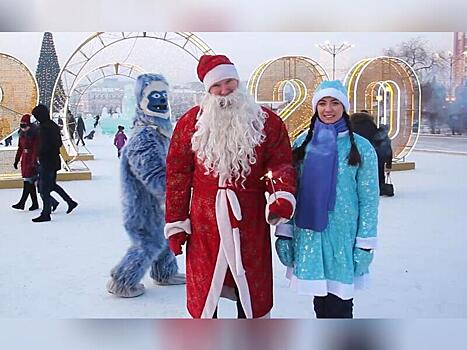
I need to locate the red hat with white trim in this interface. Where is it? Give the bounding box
[197,54,240,92]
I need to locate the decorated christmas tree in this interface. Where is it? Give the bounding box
[35,32,66,112]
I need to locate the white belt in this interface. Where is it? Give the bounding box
[216,187,245,276]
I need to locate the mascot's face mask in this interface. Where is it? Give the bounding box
[140,80,170,119]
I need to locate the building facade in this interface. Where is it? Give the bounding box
[453,32,467,91]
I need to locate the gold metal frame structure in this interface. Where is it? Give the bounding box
[248,56,328,142]
[68,62,145,115]
[0,52,39,141]
[0,52,39,184]
[344,56,421,160]
[61,62,145,161]
[51,32,215,157]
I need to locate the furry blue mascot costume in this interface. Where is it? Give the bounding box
[107,73,185,298]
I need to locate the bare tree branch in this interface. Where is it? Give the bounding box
[383,37,447,82]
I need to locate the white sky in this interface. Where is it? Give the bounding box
[0,32,454,84]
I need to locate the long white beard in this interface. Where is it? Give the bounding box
[192,89,268,186]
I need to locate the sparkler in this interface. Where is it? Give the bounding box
[260,170,284,202]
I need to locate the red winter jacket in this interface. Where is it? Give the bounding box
[15,125,40,178]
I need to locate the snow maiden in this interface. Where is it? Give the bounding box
[276,80,379,318]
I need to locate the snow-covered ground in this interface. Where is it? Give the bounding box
[1,134,467,318]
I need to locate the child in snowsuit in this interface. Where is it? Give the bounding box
[113,125,127,158]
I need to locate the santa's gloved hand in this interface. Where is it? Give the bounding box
[169,232,188,256]
[13,161,18,170]
[269,198,293,220]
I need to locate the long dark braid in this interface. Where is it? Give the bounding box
[292,112,318,166]
[343,113,361,166]
[292,112,361,166]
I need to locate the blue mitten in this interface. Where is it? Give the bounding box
[353,248,374,277]
[275,237,294,268]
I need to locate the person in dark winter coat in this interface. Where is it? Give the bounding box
[31,104,78,222]
[12,114,40,211]
[351,112,392,195]
[373,124,393,195]
[76,115,86,146]
[106,74,185,298]
[57,117,64,131]
[84,130,95,140]
[93,115,100,128]
[350,112,378,144]
[4,135,13,146]
[67,111,76,140]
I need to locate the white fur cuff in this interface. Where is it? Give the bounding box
[164,218,192,239]
[311,87,350,112]
[355,237,378,250]
[275,223,293,238]
[203,64,240,91]
[265,191,296,226]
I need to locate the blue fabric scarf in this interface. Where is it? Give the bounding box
[295,117,348,231]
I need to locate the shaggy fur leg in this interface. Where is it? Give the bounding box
[150,246,180,283]
[106,280,145,298]
[154,273,186,286]
[109,243,160,296]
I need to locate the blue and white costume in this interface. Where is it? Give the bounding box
[107,74,185,298]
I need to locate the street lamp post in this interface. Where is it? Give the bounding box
[315,41,354,80]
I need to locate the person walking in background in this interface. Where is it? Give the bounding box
[372,124,393,196]
[350,111,393,196]
[93,114,100,129]
[113,125,127,158]
[67,110,76,141]
[349,111,378,144]
[4,135,13,146]
[276,80,379,318]
[31,104,78,223]
[57,116,64,132]
[76,115,86,146]
[84,130,95,140]
[12,114,40,211]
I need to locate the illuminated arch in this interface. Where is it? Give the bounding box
[344,56,421,160]
[248,56,328,142]
[50,32,215,156]
[0,52,39,184]
[67,62,145,115]
[0,52,39,141]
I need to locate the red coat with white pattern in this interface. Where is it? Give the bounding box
[15,126,40,178]
[165,106,295,318]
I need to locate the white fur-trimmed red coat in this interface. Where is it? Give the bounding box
[165,106,296,318]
